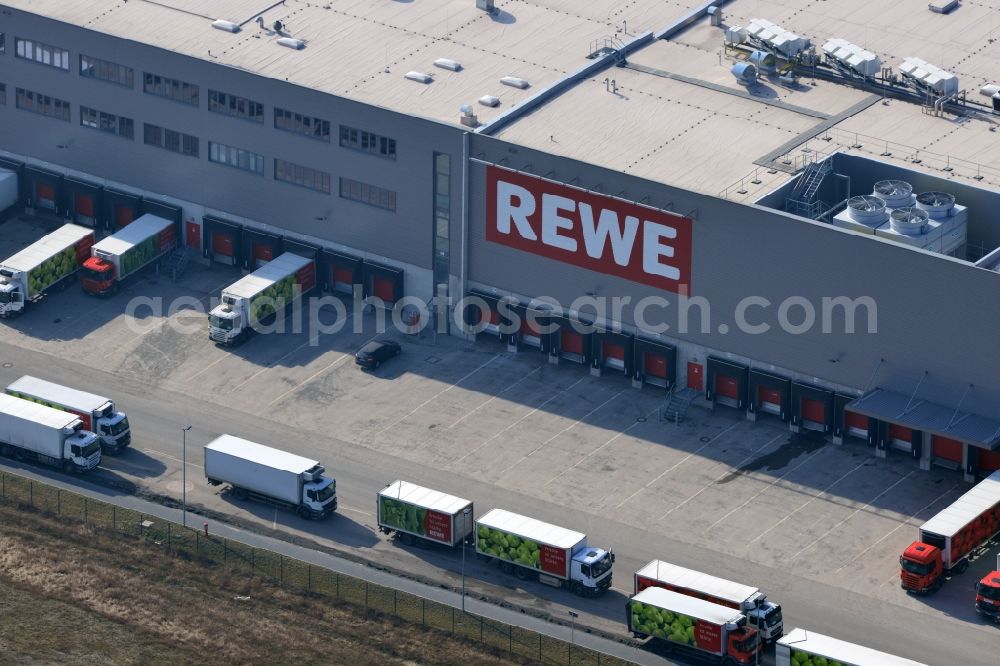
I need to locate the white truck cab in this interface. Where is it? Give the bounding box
[95,409,130,451]
[208,298,244,344]
[571,547,615,593]
[64,427,102,471]
[0,271,26,316]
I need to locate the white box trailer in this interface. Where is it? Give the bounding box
[6,375,131,453]
[378,480,473,547]
[0,223,94,317]
[634,560,783,643]
[204,435,337,519]
[777,627,927,666]
[81,214,176,296]
[0,393,101,472]
[208,252,317,345]
[0,169,17,212]
[476,508,614,596]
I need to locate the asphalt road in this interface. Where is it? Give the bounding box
[0,339,995,665]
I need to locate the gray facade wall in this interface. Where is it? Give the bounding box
[468,135,1000,416]
[0,9,464,274]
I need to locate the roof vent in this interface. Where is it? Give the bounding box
[478,95,501,107]
[915,191,956,218]
[459,104,479,127]
[212,19,240,33]
[405,71,433,84]
[928,0,959,13]
[500,76,529,89]
[476,0,495,12]
[873,180,914,208]
[434,58,462,72]
[277,37,305,50]
[890,207,930,235]
[847,195,888,224]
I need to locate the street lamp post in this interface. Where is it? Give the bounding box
[182,425,192,527]
[461,506,471,612]
[568,610,578,651]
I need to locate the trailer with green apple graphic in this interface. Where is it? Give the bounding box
[475,509,614,596]
[0,223,94,317]
[80,214,176,296]
[776,628,927,666]
[377,480,473,547]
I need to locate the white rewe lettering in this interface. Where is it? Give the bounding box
[579,203,639,267]
[541,194,578,252]
[496,180,537,240]
[642,221,680,280]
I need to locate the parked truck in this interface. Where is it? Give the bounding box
[899,469,1000,594]
[0,223,94,317]
[6,376,130,454]
[80,213,176,296]
[0,168,17,215]
[378,480,474,547]
[0,393,101,472]
[208,252,316,345]
[975,555,1000,622]
[627,586,760,665]
[776,627,927,666]
[635,559,783,643]
[204,435,336,519]
[475,508,614,596]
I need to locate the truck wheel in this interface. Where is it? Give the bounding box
[499,561,514,575]
[572,582,584,596]
[955,560,969,575]
[403,533,416,546]
[722,658,737,666]
[297,506,312,520]
[515,566,528,581]
[233,487,248,500]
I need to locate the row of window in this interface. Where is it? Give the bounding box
[16,87,70,122]
[81,106,134,140]
[209,141,265,175]
[80,54,133,88]
[340,177,397,212]
[275,158,331,194]
[339,126,396,159]
[143,73,199,107]
[143,123,199,157]
[208,90,264,124]
[15,38,69,70]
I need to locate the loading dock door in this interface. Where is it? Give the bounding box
[115,204,135,228]
[801,397,826,430]
[932,435,963,464]
[889,424,913,453]
[373,276,395,303]
[758,387,782,416]
[35,182,56,210]
[688,362,703,391]
[251,242,274,267]
[560,328,585,362]
[715,375,740,406]
[520,317,542,348]
[603,341,625,370]
[74,193,95,223]
[332,267,354,294]
[979,449,1000,473]
[211,232,235,264]
[644,353,669,387]
[844,411,868,440]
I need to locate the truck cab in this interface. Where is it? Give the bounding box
[975,571,1000,622]
[94,407,130,452]
[900,541,944,594]
[745,598,782,642]
[80,255,116,296]
[571,548,614,595]
[726,624,761,665]
[0,270,25,316]
[300,466,337,519]
[209,297,245,344]
[64,427,102,471]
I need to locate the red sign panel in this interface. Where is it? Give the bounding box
[694,619,722,653]
[486,166,693,293]
[157,225,177,254]
[424,510,453,544]
[539,544,568,577]
[295,262,317,294]
[75,233,95,265]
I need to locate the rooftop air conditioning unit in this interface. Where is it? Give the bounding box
[889,207,929,236]
[847,195,889,224]
[915,191,956,218]
[873,180,915,208]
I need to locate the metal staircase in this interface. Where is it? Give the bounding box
[660,387,699,424]
[164,246,192,282]
[785,158,833,219]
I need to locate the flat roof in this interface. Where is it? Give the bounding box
[636,560,760,605]
[379,480,472,516]
[778,627,927,666]
[92,215,172,257]
[630,586,744,626]
[477,508,585,550]
[920,469,1000,539]
[205,434,320,473]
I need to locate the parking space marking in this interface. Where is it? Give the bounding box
[615,420,741,510]
[375,353,501,435]
[267,351,353,406]
[138,447,203,469]
[187,354,229,381]
[340,504,373,518]
[118,276,234,348]
[833,481,961,574]
[788,470,915,562]
[541,405,661,487]
[496,389,627,477]
[657,433,786,522]
[451,376,588,466]
[447,366,542,429]
[701,446,826,533]
[745,459,870,547]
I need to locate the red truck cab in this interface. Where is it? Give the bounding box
[80,256,115,296]
[727,626,761,664]
[899,542,944,594]
[975,571,1000,622]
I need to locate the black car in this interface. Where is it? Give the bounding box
[355,339,401,369]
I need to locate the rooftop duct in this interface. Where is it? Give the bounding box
[212,20,240,33]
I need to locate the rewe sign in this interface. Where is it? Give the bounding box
[486,166,693,293]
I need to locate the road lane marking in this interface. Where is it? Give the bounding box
[833,481,961,574]
[788,470,915,562]
[496,389,626,478]
[375,353,500,435]
[657,433,786,522]
[615,420,741,510]
[187,354,229,381]
[447,366,542,429]
[452,376,587,466]
[340,505,373,518]
[745,459,870,547]
[138,447,204,469]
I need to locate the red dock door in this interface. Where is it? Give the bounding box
[251,242,274,267]
[373,275,395,303]
[74,193,95,220]
[932,435,963,464]
[602,341,625,370]
[715,375,739,400]
[889,424,913,452]
[560,328,585,361]
[114,203,134,228]
[644,353,668,381]
[35,182,56,209]
[801,397,826,425]
[844,411,868,439]
[758,386,782,415]
[332,266,354,293]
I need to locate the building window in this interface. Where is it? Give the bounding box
[80,55,134,88]
[0,33,5,54]
[80,106,134,139]
[274,107,330,141]
[0,84,5,106]
[339,125,397,159]
[433,153,451,294]
[339,177,396,212]
[143,72,199,106]
[273,159,331,193]
[14,38,70,70]
[208,90,264,123]
[144,123,199,157]
[15,88,70,121]
[209,142,264,175]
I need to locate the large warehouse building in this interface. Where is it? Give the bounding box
[1,0,999,481]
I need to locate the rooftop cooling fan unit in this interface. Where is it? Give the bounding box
[847,195,888,224]
[889,207,929,235]
[874,180,912,198]
[915,191,955,218]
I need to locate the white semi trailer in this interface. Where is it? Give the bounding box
[0,393,101,472]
